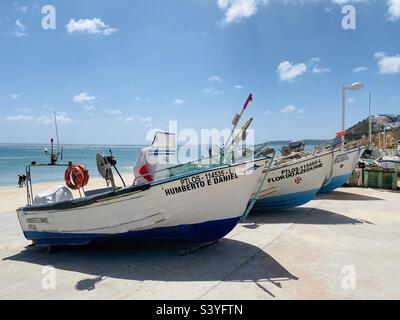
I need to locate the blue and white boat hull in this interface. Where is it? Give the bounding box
[253,150,333,210]
[17,161,264,246]
[319,147,364,193]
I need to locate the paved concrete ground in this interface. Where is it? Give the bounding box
[0,187,399,299]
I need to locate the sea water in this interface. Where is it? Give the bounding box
[0,144,217,187]
[0,143,318,187]
[0,144,142,187]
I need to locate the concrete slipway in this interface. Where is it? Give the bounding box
[0,187,399,299]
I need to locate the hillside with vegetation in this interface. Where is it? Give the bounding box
[346,114,400,147]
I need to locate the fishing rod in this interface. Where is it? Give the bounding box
[225,94,253,151]
[225,117,253,152]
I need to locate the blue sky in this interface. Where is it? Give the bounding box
[0,0,399,144]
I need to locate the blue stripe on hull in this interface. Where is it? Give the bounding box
[23,216,240,246]
[253,188,319,210]
[318,173,352,193]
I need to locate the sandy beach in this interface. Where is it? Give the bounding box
[0,172,134,214]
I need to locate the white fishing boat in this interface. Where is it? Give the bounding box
[251,146,334,210]
[213,96,329,211]
[318,146,365,193]
[378,156,400,171]
[314,131,365,193]
[378,148,400,172]
[16,106,272,247]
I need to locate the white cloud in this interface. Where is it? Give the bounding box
[203,88,223,95]
[104,109,122,115]
[309,57,320,65]
[209,75,222,82]
[37,112,72,124]
[14,19,27,37]
[13,2,27,12]
[277,57,330,82]
[54,113,72,124]
[347,97,355,104]
[332,0,367,5]
[117,115,152,127]
[280,105,305,113]
[374,51,400,74]
[83,105,95,111]
[388,0,400,21]
[216,0,397,24]
[173,99,184,105]
[3,114,33,123]
[3,113,72,124]
[217,0,269,25]
[135,97,150,102]
[234,84,243,89]
[324,7,334,15]
[316,0,398,22]
[312,66,331,74]
[353,66,368,73]
[264,110,272,116]
[277,61,307,82]
[66,18,118,36]
[15,107,30,112]
[309,57,330,74]
[73,92,96,104]
[280,105,297,113]
[10,94,19,99]
[136,116,152,127]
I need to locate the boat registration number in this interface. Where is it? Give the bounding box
[267,159,323,183]
[163,168,238,196]
[335,154,349,163]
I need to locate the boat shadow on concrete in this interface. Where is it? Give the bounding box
[315,189,385,201]
[245,206,372,228]
[4,238,298,297]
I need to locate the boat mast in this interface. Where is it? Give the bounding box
[54,111,60,154]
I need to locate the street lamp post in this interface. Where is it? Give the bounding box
[368,91,372,149]
[341,82,365,150]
